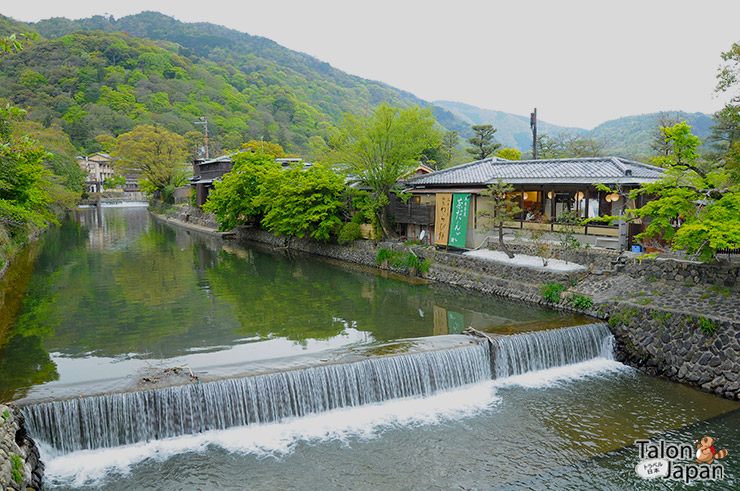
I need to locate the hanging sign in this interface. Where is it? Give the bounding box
[447,193,470,248]
[434,193,453,245]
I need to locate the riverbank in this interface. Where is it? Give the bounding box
[0,404,42,490]
[149,204,740,401]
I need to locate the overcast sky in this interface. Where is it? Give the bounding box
[4,0,740,129]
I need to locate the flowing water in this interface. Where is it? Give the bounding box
[3,207,740,489]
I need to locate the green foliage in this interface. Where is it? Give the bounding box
[338,222,362,244]
[466,124,501,160]
[374,248,430,275]
[477,180,521,258]
[540,282,565,303]
[536,130,606,159]
[555,210,583,254]
[570,294,594,310]
[111,124,189,194]
[1,409,8,423]
[698,316,717,336]
[494,147,521,160]
[103,174,126,190]
[11,454,23,484]
[632,122,740,261]
[203,152,278,230]
[328,104,442,238]
[255,163,345,242]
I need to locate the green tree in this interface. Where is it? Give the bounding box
[712,41,740,183]
[328,104,441,238]
[494,147,521,160]
[536,131,605,158]
[476,180,521,258]
[630,122,739,262]
[110,124,188,195]
[254,163,345,242]
[440,130,459,168]
[203,152,279,231]
[466,124,501,161]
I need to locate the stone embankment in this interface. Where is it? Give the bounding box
[0,404,42,490]
[150,208,740,401]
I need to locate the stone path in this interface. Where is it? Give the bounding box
[572,272,739,323]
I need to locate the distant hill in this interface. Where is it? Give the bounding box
[434,100,582,151]
[590,112,714,160]
[0,12,470,156]
[0,11,717,162]
[435,100,715,160]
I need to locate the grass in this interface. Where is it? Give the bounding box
[11,454,23,484]
[540,282,565,303]
[698,316,717,337]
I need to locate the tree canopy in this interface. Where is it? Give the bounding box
[466,124,501,161]
[110,124,188,195]
[630,122,739,261]
[327,104,441,237]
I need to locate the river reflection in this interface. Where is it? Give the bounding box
[0,207,590,401]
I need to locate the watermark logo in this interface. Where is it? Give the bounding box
[635,437,729,484]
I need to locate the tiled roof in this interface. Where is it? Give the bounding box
[408,157,664,187]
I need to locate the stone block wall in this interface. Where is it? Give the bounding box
[0,404,42,490]
[623,257,740,291]
[599,302,740,400]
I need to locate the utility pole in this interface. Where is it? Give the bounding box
[195,116,209,159]
[530,108,537,160]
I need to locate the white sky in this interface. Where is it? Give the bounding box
[3,0,739,129]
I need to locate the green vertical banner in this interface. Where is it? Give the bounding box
[447,310,465,334]
[447,193,470,248]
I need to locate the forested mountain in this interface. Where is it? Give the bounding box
[434,100,581,151]
[0,12,468,157]
[435,99,714,160]
[589,112,713,159]
[0,11,717,162]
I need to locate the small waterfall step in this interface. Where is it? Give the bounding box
[491,322,614,379]
[23,343,491,454]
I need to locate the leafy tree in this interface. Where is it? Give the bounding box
[599,122,739,262]
[494,147,521,160]
[711,42,740,184]
[466,124,501,160]
[254,163,345,242]
[110,124,188,194]
[328,104,441,238]
[203,151,279,230]
[476,180,521,258]
[536,131,606,158]
[241,139,288,158]
[650,112,682,158]
[439,130,459,168]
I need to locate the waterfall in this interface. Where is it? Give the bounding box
[492,323,613,379]
[23,344,491,454]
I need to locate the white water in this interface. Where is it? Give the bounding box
[42,357,630,488]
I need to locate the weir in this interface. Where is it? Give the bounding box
[23,323,614,454]
[492,323,614,379]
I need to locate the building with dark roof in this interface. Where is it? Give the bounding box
[402,156,665,249]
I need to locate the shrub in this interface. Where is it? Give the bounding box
[376,248,393,266]
[350,210,367,224]
[11,454,22,484]
[540,282,565,303]
[338,222,362,244]
[698,316,717,336]
[571,294,594,310]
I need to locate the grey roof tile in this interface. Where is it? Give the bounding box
[408,156,664,187]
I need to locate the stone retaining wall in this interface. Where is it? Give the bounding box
[624,257,739,291]
[237,227,740,400]
[150,202,220,230]
[237,228,586,306]
[0,405,42,490]
[599,303,740,400]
